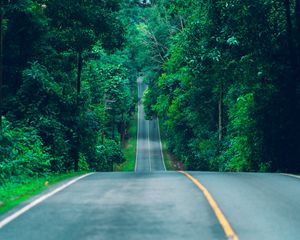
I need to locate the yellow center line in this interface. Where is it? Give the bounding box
[178,171,239,240]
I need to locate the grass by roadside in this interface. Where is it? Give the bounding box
[162,141,174,171]
[0,172,86,215]
[115,112,137,172]
[162,141,185,171]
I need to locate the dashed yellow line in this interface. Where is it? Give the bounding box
[179,171,239,240]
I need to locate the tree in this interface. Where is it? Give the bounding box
[43,0,125,171]
[142,0,300,172]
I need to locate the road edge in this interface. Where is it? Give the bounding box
[0,173,94,229]
[135,80,141,172]
[280,173,300,179]
[157,119,167,171]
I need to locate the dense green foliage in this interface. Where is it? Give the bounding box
[141,0,300,172]
[1,0,300,180]
[0,118,51,183]
[115,112,137,172]
[0,0,139,184]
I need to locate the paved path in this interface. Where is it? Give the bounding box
[0,173,225,240]
[135,77,165,172]
[2,172,300,240]
[190,172,300,240]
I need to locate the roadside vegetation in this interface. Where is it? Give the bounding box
[115,111,137,172]
[1,0,300,212]
[0,0,144,205]
[138,0,300,173]
[163,142,185,171]
[0,172,85,214]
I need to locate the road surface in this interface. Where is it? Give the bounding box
[135,77,166,172]
[1,78,300,240]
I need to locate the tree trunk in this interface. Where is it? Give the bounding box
[121,112,125,144]
[74,50,83,172]
[210,0,221,27]
[77,50,83,96]
[112,112,115,139]
[218,80,223,141]
[284,0,297,68]
[295,0,300,71]
[73,136,80,172]
[102,129,104,144]
[295,0,300,33]
[0,9,4,131]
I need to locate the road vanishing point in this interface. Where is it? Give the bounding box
[1,78,300,240]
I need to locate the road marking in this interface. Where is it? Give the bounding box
[179,171,239,240]
[135,79,141,172]
[148,119,152,172]
[157,119,166,171]
[281,173,300,179]
[0,173,94,229]
[135,102,140,172]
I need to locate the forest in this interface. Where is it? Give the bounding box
[141,0,300,172]
[1,0,300,188]
[0,0,141,186]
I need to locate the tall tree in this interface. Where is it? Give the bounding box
[44,0,124,170]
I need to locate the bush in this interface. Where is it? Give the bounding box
[90,139,125,171]
[0,118,52,185]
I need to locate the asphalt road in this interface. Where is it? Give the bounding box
[190,172,300,240]
[2,172,300,240]
[1,78,300,240]
[0,172,225,240]
[135,77,166,172]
